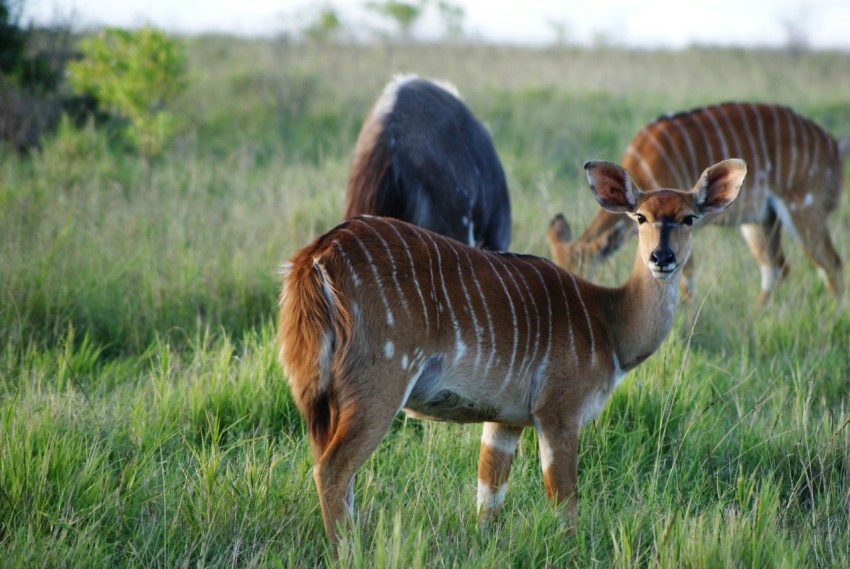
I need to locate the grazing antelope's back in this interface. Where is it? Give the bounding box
[549,102,844,302]
[344,74,512,251]
[280,159,746,544]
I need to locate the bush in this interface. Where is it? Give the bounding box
[67,27,187,161]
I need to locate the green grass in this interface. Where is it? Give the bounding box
[1,39,849,567]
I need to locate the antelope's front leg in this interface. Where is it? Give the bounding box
[533,415,579,534]
[477,422,523,534]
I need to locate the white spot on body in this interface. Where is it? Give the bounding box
[384,340,394,359]
[803,193,814,207]
[402,354,409,369]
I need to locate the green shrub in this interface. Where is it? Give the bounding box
[67,27,187,161]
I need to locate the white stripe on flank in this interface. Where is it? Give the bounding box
[568,272,596,368]
[498,259,533,390]
[353,219,411,318]
[446,240,483,373]
[332,240,362,287]
[749,104,771,173]
[548,262,577,366]
[521,259,553,377]
[807,121,820,176]
[643,128,682,188]
[625,145,661,189]
[692,112,715,166]
[673,119,698,177]
[503,257,540,386]
[715,105,742,158]
[340,228,394,326]
[785,108,797,187]
[704,106,729,158]
[423,232,466,364]
[733,104,760,195]
[483,255,519,389]
[771,106,782,196]
[413,230,440,330]
[463,247,497,376]
[657,125,689,189]
[798,113,810,181]
[373,217,430,334]
[749,103,771,203]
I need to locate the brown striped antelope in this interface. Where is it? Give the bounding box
[278,159,746,543]
[548,103,844,303]
[344,74,512,251]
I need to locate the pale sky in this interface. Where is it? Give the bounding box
[20,0,850,50]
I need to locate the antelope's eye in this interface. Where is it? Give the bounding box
[682,215,697,226]
[635,214,647,224]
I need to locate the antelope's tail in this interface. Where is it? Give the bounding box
[278,248,352,457]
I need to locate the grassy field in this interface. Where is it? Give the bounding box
[1,38,849,567]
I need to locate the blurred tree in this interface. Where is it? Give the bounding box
[67,27,187,165]
[303,5,344,42]
[365,0,425,40]
[437,0,464,40]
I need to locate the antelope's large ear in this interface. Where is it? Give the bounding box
[584,160,639,213]
[695,159,747,214]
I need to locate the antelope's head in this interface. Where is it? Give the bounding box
[584,159,747,280]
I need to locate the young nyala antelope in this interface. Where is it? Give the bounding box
[278,159,746,542]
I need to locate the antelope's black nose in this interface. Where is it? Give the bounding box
[650,248,675,267]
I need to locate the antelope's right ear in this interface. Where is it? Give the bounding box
[584,160,639,214]
[695,159,747,214]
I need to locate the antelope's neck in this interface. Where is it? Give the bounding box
[604,255,680,372]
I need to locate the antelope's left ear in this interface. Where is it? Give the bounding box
[695,159,747,214]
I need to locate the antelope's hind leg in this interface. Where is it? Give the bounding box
[788,207,844,299]
[477,422,523,534]
[740,208,789,304]
[312,389,402,543]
